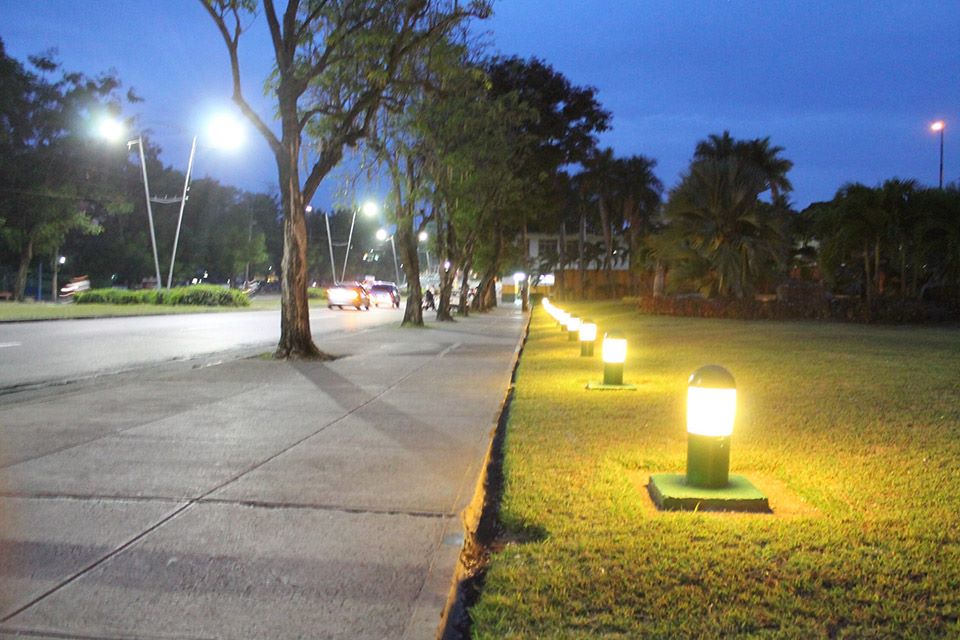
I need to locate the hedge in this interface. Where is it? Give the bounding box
[75,285,249,307]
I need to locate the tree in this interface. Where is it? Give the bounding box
[485,56,610,305]
[662,156,788,298]
[201,0,489,358]
[694,130,793,201]
[0,40,132,300]
[416,57,534,319]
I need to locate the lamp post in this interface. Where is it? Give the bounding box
[931,120,946,189]
[418,230,432,273]
[342,201,379,282]
[686,365,737,489]
[100,114,242,290]
[565,316,581,341]
[127,136,163,291]
[377,228,401,285]
[601,332,627,386]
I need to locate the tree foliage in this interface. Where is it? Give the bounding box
[202,0,490,358]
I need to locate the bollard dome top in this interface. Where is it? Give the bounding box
[688,365,735,389]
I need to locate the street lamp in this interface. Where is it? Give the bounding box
[127,136,163,290]
[309,205,338,285]
[377,228,401,285]
[418,231,432,273]
[931,120,946,189]
[686,365,737,488]
[100,114,243,290]
[342,200,379,282]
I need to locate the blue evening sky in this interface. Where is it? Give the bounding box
[1,0,957,211]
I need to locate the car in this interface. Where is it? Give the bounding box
[326,282,370,310]
[369,281,400,308]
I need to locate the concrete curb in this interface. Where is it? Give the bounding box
[433,309,532,639]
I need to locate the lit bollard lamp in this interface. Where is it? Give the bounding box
[579,320,597,356]
[558,311,570,331]
[686,365,736,488]
[601,332,627,385]
[566,316,581,341]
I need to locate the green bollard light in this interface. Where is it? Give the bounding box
[686,365,736,489]
[579,320,597,357]
[601,331,627,385]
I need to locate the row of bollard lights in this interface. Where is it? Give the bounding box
[541,298,739,490]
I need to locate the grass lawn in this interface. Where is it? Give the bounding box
[470,301,960,639]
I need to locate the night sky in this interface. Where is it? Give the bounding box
[2,0,957,211]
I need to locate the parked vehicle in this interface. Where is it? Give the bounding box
[369,281,400,308]
[326,282,370,310]
[59,276,91,298]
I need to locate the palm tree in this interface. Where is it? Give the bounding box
[694,131,793,201]
[738,137,794,201]
[663,156,788,298]
[614,155,662,293]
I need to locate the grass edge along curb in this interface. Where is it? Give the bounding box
[438,311,531,640]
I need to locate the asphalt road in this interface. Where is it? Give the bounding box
[0,306,402,391]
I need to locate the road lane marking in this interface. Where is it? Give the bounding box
[0,342,21,349]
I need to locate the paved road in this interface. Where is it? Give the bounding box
[0,307,401,390]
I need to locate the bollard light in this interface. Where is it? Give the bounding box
[686,365,736,488]
[579,320,597,356]
[558,311,570,330]
[566,316,581,341]
[601,332,627,385]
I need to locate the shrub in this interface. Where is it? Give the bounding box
[308,287,327,300]
[76,285,248,307]
[637,293,959,324]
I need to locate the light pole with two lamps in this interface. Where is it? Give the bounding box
[97,114,243,290]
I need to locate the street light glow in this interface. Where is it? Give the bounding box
[931,120,946,132]
[206,113,245,150]
[418,231,428,242]
[362,201,379,217]
[376,228,388,241]
[96,115,125,142]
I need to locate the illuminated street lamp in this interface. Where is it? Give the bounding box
[579,320,597,356]
[931,120,946,189]
[686,365,737,488]
[342,200,379,282]
[376,228,401,285]
[601,332,627,386]
[97,113,243,289]
[565,316,581,341]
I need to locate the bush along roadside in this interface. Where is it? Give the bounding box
[75,285,249,307]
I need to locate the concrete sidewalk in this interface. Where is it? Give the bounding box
[0,306,526,639]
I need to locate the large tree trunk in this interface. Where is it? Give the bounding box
[557,223,567,301]
[275,130,325,360]
[398,211,423,327]
[435,221,457,321]
[599,197,614,292]
[14,236,34,302]
[458,256,473,317]
[578,212,586,300]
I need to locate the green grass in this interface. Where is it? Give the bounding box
[470,302,960,639]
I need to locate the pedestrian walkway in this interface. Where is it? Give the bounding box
[0,306,526,639]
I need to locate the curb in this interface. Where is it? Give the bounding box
[435,308,532,639]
